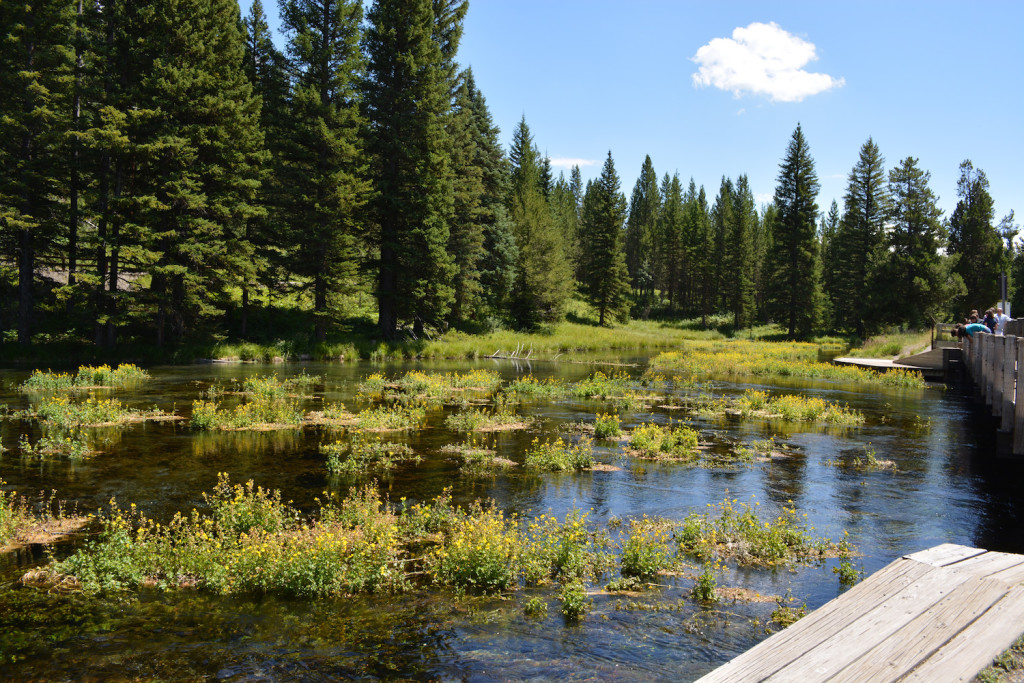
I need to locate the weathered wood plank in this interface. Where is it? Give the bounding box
[987,561,1024,585]
[902,585,1024,683]
[694,560,932,683]
[905,544,986,567]
[947,550,1024,577]
[831,577,1010,682]
[758,566,976,681]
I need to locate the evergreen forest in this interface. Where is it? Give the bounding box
[2,0,1020,357]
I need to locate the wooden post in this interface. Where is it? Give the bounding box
[1002,336,1016,432]
[993,335,1004,415]
[1015,341,1024,455]
[983,334,994,406]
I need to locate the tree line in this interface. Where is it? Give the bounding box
[1,0,1018,349]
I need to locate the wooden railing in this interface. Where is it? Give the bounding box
[960,332,1024,455]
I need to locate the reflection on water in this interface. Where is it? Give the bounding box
[2,357,1024,680]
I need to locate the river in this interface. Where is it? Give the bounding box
[1,355,1022,680]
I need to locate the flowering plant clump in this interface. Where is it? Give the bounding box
[628,422,700,461]
[524,436,594,472]
[321,433,418,474]
[19,364,150,393]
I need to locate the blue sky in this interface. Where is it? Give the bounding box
[242,1,1023,226]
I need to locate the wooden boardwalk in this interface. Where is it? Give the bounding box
[697,544,1024,682]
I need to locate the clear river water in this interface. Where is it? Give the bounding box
[1,354,1023,681]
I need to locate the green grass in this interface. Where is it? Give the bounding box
[845,329,932,359]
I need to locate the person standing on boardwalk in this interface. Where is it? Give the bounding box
[994,307,1011,335]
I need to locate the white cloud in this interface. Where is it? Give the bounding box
[755,192,774,206]
[548,157,599,169]
[692,22,844,102]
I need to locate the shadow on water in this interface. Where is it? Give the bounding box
[0,357,1021,680]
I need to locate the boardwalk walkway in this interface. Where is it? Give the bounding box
[696,544,1024,682]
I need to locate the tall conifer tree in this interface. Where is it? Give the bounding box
[364,0,464,339]
[729,175,758,328]
[506,117,571,328]
[0,0,75,343]
[766,124,822,338]
[579,152,630,325]
[831,138,887,335]
[876,157,963,327]
[279,0,366,341]
[948,160,1003,310]
[624,155,660,305]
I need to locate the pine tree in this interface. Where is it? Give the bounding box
[729,175,758,328]
[240,0,288,337]
[876,157,963,327]
[136,0,266,345]
[579,152,630,325]
[364,0,464,339]
[819,199,841,330]
[658,173,685,310]
[766,124,822,338]
[506,117,571,328]
[460,69,514,323]
[447,73,486,325]
[0,0,75,343]
[279,0,366,341]
[690,184,714,325]
[624,155,660,307]
[948,160,1004,310]
[831,138,888,335]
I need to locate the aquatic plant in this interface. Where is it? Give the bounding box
[427,502,521,592]
[691,561,720,603]
[19,364,150,393]
[355,404,427,431]
[18,431,94,459]
[321,434,418,474]
[189,394,303,431]
[620,516,676,578]
[24,395,173,429]
[676,496,831,567]
[627,422,700,461]
[523,436,594,472]
[358,370,501,404]
[592,413,622,438]
[444,396,530,433]
[559,579,590,621]
[503,375,568,399]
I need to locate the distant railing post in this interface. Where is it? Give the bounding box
[1015,340,1024,455]
[1002,336,1016,432]
[991,333,999,409]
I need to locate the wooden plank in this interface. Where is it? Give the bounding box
[902,585,1024,683]
[987,561,1024,585]
[905,544,986,567]
[1002,336,1016,432]
[694,560,933,683]
[826,576,1011,682]
[948,550,1024,577]
[1016,341,1024,455]
[759,566,975,681]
